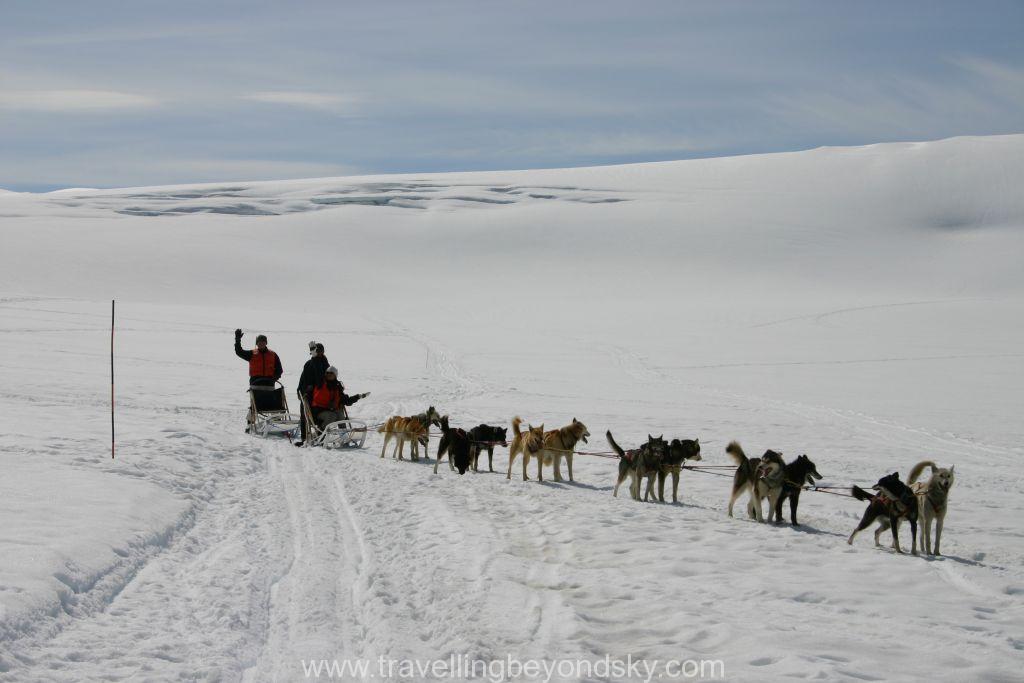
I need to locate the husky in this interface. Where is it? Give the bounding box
[773,454,823,525]
[467,424,508,472]
[606,431,669,501]
[657,438,701,503]
[509,417,590,482]
[541,418,591,482]
[726,442,785,522]
[881,461,954,555]
[434,415,472,475]
[506,417,545,480]
[847,472,919,555]
[379,406,442,461]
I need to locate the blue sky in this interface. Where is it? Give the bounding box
[1,0,1022,191]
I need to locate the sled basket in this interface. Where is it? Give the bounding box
[299,393,367,449]
[247,382,301,439]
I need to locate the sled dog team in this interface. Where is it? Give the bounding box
[376,408,955,557]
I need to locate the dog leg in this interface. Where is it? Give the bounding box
[657,471,666,503]
[750,487,764,522]
[909,517,918,556]
[934,511,944,556]
[536,452,544,482]
[613,474,623,498]
[567,452,574,482]
[672,471,680,504]
[890,514,902,554]
[789,491,800,526]
[727,487,740,517]
[920,510,931,555]
[506,448,516,480]
[488,447,495,472]
[849,508,879,546]
[380,432,389,458]
[552,453,563,482]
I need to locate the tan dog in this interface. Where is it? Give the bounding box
[509,417,591,482]
[379,406,441,461]
[542,418,590,482]
[506,416,545,480]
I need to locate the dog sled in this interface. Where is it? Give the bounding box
[246,381,301,439]
[298,393,368,449]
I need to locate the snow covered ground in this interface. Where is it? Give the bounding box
[1,134,1023,682]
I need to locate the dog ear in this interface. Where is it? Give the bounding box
[695,438,699,445]
[949,465,954,474]
[658,434,663,441]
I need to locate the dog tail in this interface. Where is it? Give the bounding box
[512,416,523,437]
[377,418,388,434]
[907,460,937,485]
[851,485,875,502]
[605,430,627,458]
[725,441,747,465]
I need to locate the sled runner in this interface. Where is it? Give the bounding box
[247,381,301,439]
[298,393,368,449]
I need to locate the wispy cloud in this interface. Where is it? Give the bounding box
[0,89,158,112]
[241,91,360,114]
[0,152,361,191]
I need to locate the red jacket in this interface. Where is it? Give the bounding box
[311,380,363,411]
[248,349,280,379]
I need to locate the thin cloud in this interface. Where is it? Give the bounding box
[242,91,360,114]
[0,89,158,112]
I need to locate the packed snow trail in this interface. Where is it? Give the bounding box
[1,299,1022,681]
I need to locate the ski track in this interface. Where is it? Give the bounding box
[2,301,1024,682]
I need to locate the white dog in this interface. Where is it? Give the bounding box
[908,460,955,555]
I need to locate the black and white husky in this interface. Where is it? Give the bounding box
[656,438,702,503]
[607,431,668,502]
[847,472,919,555]
[726,442,785,522]
[773,454,823,526]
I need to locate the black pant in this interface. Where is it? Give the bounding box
[298,390,310,442]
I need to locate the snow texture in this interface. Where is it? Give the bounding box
[1,134,1023,681]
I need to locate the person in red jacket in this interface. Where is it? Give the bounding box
[310,366,368,430]
[235,329,284,428]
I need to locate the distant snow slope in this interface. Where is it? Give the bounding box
[1,135,1023,681]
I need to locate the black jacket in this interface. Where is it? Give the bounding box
[298,355,330,395]
[235,339,283,380]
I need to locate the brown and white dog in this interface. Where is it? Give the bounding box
[539,418,591,482]
[379,406,442,461]
[507,416,545,480]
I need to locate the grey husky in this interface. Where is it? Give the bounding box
[606,431,669,501]
[726,441,786,522]
[872,461,955,555]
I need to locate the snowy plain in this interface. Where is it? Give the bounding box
[1,134,1023,681]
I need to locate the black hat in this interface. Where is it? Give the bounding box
[256,334,268,344]
[315,343,325,353]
